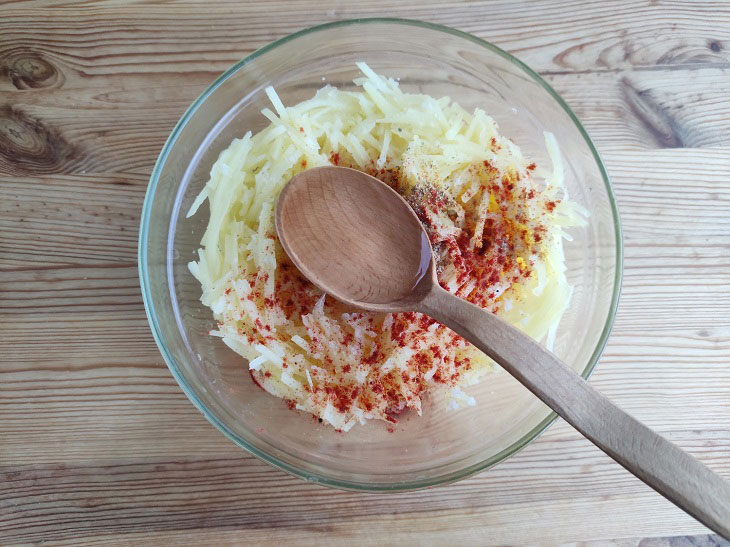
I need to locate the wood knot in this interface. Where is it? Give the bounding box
[1,50,63,90]
[621,77,684,149]
[0,104,78,175]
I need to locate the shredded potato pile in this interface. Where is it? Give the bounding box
[188,63,586,431]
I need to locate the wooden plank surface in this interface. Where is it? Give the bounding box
[1,1,729,545]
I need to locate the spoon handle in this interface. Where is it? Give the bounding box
[420,286,730,539]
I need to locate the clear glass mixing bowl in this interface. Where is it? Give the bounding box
[139,18,622,490]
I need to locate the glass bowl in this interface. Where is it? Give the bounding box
[139,18,622,490]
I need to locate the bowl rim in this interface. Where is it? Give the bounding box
[139,17,624,492]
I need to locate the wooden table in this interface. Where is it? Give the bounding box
[2,1,729,544]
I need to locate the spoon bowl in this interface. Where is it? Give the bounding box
[275,166,433,311]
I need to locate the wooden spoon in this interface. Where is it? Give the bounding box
[275,165,730,538]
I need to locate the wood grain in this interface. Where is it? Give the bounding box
[2,68,728,184]
[2,1,730,545]
[1,0,729,79]
[0,175,144,268]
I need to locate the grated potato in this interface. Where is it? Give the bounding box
[187,63,587,431]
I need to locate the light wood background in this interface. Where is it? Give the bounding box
[1,1,729,545]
